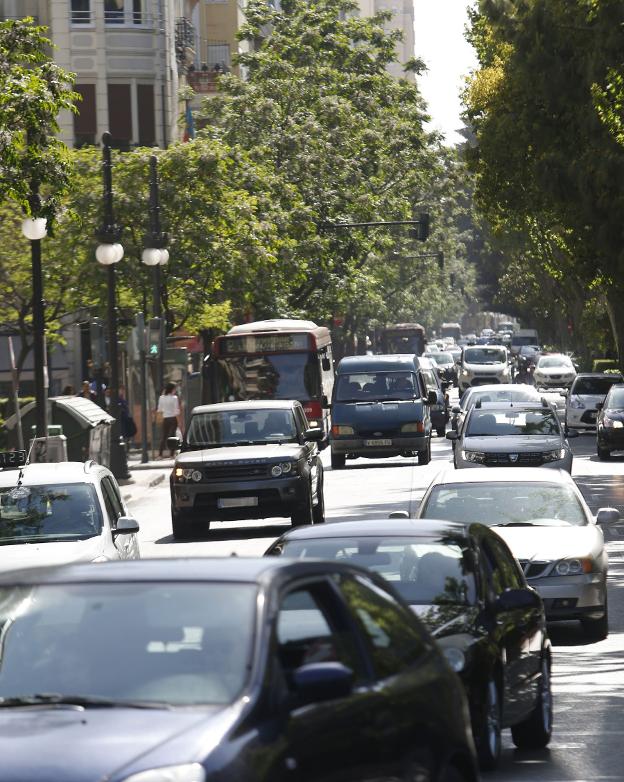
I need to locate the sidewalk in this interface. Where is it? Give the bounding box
[119,451,174,505]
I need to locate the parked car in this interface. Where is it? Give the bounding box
[596,383,624,459]
[565,373,624,431]
[0,557,479,782]
[458,346,512,392]
[420,356,450,436]
[417,466,622,639]
[0,456,139,569]
[330,354,436,468]
[169,400,324,538]
[265,518,552,770]
[451,384,541,435]
[448,401,576,471]
[533,354,577,388]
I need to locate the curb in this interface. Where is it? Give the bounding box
[149,473,165,488]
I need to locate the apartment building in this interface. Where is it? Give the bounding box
[357,0,415,82]
[0,0,200,147]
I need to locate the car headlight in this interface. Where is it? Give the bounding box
[603,417,624,429]
[543,448,566,462]
[174,467,202,482]
[331,425,354,436]
[553,558,593,576]
[272,461,297,477]
[442,647,466,673]
[122,764,206,782]
[569,396,585,409]
[461,450,486,463]
[401,422,425,433]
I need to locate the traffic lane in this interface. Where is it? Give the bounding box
[570,432,624,516]
[130,433,454,558]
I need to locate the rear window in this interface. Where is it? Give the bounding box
[606,387,624,409]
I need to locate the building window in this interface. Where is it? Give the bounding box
[107,84,132,150]
[71,0,91,24]
[105,0,144,24]
[73,84,97,147]
[137,85,156,147]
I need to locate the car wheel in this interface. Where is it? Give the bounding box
[331,451,346,470]
[438,765,470,782]
[511,654,553,749]
[597,443,611,461]
[171,507,204,540]
[418,438,431,465]
[475,678,502,770]
[436,426,446,437]
[312,471,325,524]
[581,598,609,641]
[292,485,314,527]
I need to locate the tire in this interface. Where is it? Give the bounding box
[511,655,553,749]
[581,599,609,641]
[436,426,446,437]
[171,507,204,540]
[418,437,431,465]
[331,451,346,470]
[312,470,325,524]
[439,765,470,782]
[475,678,502,771]
[597,443,611,461]
[292,485,314,527]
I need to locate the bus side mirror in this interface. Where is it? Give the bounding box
[322,357,331,372]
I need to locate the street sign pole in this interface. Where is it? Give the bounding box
[136,313,149,464]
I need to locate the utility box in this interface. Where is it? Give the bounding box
[29,435,68,463]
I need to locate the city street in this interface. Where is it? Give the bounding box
[127,431,624,781]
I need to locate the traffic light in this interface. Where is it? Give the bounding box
[408,213,430,242]
[89,318,106,369]
[148,317,162,359]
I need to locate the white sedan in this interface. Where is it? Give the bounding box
[417,466,621,640]
[534,354,577,388]
[0,458,140,571]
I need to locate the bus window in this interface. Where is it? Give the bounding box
[215,354,321,403]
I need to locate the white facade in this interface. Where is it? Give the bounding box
[356,0,415,82]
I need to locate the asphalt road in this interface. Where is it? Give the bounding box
[127,429,624,782]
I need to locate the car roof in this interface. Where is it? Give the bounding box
[428,465,574,486]
[467,401,553,412]
[573,373,623,379]
[0,461,103,487]
[274,518,470,541]
[336,354,418,373]
[0,556,376,587]
[190,400,298,415]
[464,383,537,394]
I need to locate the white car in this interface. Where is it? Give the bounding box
[534,354,577,388]
[0,457,140,571]
[565,373,624,430]
[452,383,541,434]
[417,466,622,640]
[458,345,512,392]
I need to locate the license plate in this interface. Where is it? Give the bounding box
[217,497,258,508]
[364,439,392,447]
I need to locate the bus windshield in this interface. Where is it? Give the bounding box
[214,353,320,401]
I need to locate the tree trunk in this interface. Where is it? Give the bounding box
[605,288,624,371]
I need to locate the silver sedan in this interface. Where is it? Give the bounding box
[416,466,622,640]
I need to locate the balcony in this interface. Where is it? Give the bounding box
[175,17,196,64]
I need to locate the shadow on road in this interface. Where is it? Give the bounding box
[547,621,595,647]
[154,522,290,545]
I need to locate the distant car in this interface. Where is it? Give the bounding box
[533,354,577,388]
[448,401,575,472]
[458,346,512,392]
[169,400,325,538]
[0,455,139,569]
[596,383,624,459]
[0,557,479,782]
[565,373,624,431]
[426,351,458,386]
[451,383,541,435]
[417,467,623,640]
[266,518,552,770]
[419,356,450,437]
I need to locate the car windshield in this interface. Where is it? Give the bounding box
[186,408,297,446]
[606,387,624,409]
[464,347,506,364]
[463,387,539,409]
[430,352,453,365]
[0,582,257,706]
[335,372,417,402]
[572,377,623,396]
[277,536,476,606]
[538,356,573,369]
[465,409,560,436]
[421,482,587,527]
[0,483,102,543]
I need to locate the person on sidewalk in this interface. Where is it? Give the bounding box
[156,382,181,458]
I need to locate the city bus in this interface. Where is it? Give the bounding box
[380,323,426,356]
[203,319,334,438]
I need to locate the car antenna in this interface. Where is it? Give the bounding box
[16,439,37,487]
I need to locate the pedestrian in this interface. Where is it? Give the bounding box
[118,386,137,452]
[156,382,181,458]
[61,384,75,395]
[77,380,97,404]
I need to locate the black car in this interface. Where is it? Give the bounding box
[266,518,552,771]
[169,400,324,538]
[420,356,450,437]
[0,558,479,782]
[597,383,624,459]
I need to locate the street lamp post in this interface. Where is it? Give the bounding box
[95,131,130,480]
[141,154,169,395]
[21,193,48,440]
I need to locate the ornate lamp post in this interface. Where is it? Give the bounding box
[95,132,130,479]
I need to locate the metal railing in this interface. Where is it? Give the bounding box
[175,16,195,62]
[70,9,92,24]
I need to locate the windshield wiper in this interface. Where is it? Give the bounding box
[493,522,538,527]
[0,693,171,709]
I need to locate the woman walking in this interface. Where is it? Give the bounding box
[156,382,181,458]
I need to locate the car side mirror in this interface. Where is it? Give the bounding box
[304,427,324,441]
[321,357,331,372]
[452,405,461,415]
[167,436,181,451]
[292,662,354,704]
[596,507,620,526]
[427,390,438,405]
[565,428,579,439]
[114,516,140,535]
[446,431,458,441]
[495,588,541,613]
[559,390,568,397]
[388,510,409,519]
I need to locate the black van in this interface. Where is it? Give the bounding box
[330,354,436,469]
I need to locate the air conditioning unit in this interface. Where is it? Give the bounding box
[29,436,68,463]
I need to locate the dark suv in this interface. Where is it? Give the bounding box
[169,401,324,539]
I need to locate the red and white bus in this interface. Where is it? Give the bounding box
[204,320,334,438]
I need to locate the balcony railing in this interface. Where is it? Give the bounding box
[70,9,154,26]
[175,16,195,63]
[70,9,92,24]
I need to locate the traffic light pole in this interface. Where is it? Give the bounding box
[148,156,166,396]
